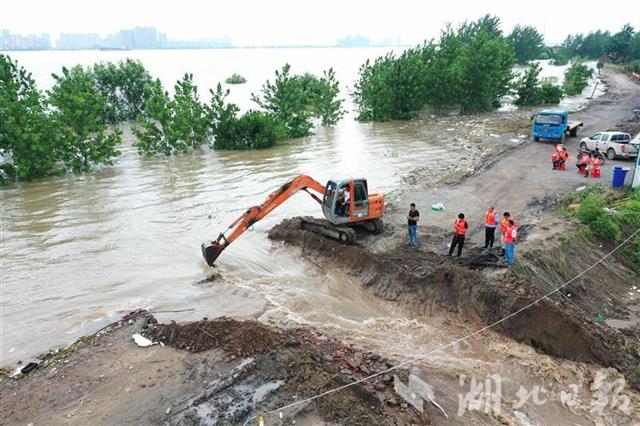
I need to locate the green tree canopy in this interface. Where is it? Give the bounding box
[563,60,594,96]
[48,65,122,174]
[514,62,563,106]
[508,25,545,64]
[0,54,64,182]
[252,64,344,137]
[133,74,210,155]
[92,59,154,123]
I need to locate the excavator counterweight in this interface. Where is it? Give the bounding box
[201,175,384,266]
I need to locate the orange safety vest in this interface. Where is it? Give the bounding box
[454,219,468,235]
[501,217,516,234]
[485,211,496,226]
[504,225,517,243]
[560,151,569,161]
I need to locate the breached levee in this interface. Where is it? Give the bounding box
[268,217,640,390]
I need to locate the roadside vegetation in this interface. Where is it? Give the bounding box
[224,73,247,84]
[561,185,640,265]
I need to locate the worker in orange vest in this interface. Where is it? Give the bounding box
[483,206,499,249]
[585,156,601,177]
[503,219,517,265]
[500,212,514,256]
[448,213,468,258]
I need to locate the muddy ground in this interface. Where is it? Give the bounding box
[2,67,640,425]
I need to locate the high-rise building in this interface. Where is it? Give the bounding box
[57,33,101,49]
[0,29,51,50]
[132,26,158,49]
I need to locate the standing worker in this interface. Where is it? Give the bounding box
[503,219,517,265]
[483,206,499,249]
[448,213,468,257]
[407,203,420,247]
[500,212,514,256]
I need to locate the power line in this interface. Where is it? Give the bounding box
[250,227,640,423]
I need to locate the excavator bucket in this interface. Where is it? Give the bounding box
[201,241,224,267]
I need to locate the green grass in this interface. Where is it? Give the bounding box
[560,184,640,265]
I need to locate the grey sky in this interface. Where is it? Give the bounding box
[2,0,635,45]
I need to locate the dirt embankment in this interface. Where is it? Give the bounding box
[0,311,419,425]
[268,217,640,391]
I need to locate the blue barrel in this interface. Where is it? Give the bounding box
[611,166,630,188]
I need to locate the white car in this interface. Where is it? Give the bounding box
[579,131,638,160]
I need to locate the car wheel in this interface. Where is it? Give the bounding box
[607,149,616,160]
[534,136,540,142]
[579,142,587,150]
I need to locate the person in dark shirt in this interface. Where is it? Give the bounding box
[407,203,420,247]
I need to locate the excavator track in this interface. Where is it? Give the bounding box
[299,218,358,244]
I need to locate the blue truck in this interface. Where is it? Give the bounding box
[531,109,583,143]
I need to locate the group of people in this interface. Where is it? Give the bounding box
[552,143,601,177]
[576,149,601,178]
[407,205,517,265]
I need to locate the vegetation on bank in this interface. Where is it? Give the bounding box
[552,24,640,65]
[562,185,640,265]
[224,73,247,84]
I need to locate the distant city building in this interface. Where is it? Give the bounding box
[158,32,168,48]
[57,32,101,49]
[336,35,371,48]
[2,27,231,50]
[0,29,51,50]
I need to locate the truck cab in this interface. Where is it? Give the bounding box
[532,110,569,142]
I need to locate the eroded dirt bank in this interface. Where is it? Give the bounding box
[268,217,640,391]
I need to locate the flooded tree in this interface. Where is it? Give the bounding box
[92,59,154,123]
[209,83,287,150]
[508,25,545,65]
[353,15,515,119]
[562,60,594,96]
[0,55,65,183]
[133,74,210,155]
[514,63,563,106]
[48,65,122,174]
[252,64,345,137]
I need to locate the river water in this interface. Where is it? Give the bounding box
[1,48,601,366]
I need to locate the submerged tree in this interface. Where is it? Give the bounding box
[209,83,286,150]
[508,25,545,65]
[92,59,154,123]
[252,64,344,138]
[48,65,122,174]
[352,15,515,120]
[133,74,210,155]
[0,54,65,183]
[563,60,594,95]
[514,62,563,106]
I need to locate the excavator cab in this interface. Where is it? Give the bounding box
[322,178,369,225]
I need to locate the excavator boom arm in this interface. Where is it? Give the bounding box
[202,175,325,266]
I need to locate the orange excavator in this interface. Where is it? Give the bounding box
[201,175,385,266]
